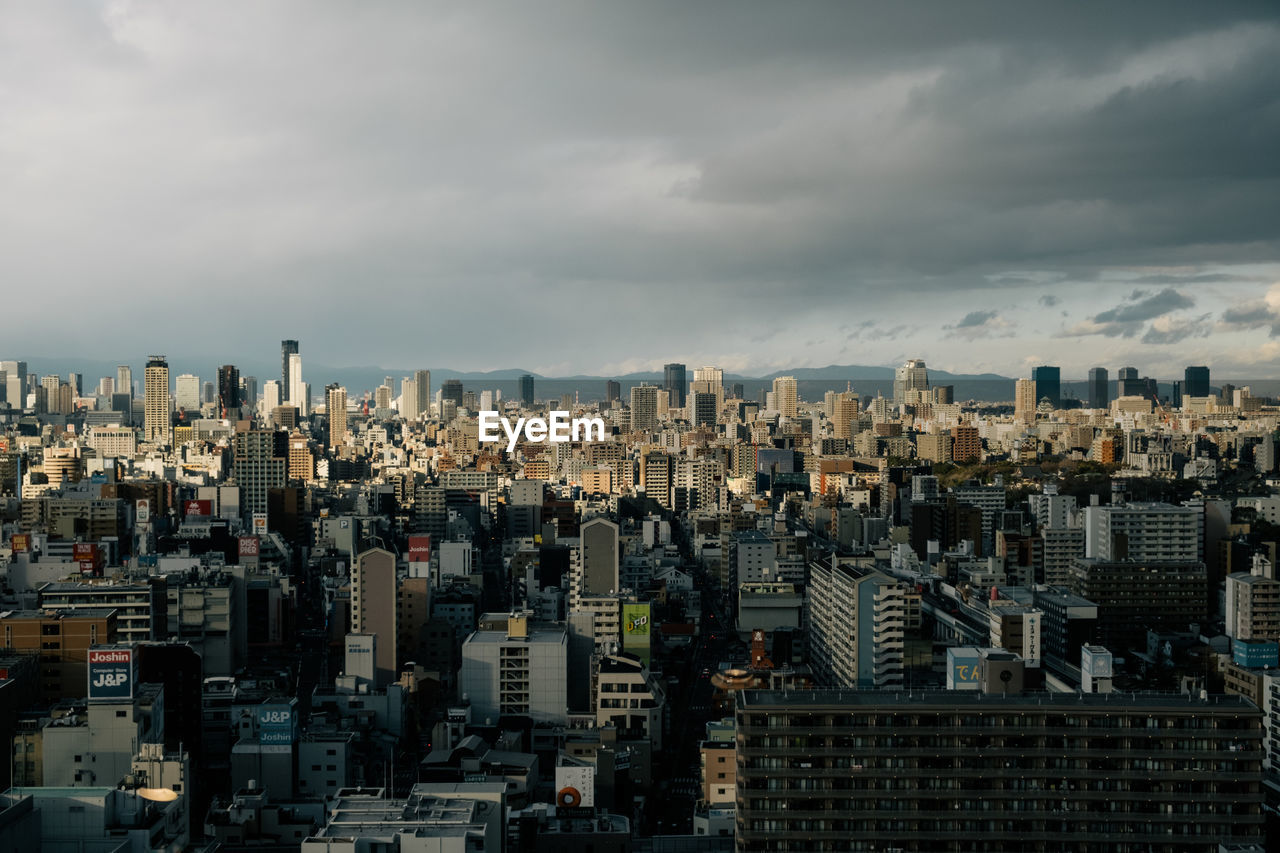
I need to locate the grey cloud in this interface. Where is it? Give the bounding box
[956,310,998,328]
[1039,295,1060,307]
[1093,288,1194,324]
[1141,313,1213,344]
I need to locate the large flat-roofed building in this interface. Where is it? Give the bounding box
[37,582,155,645]
[0,608,117,700]
[735,689,1264,852]
[1067,559,1207,650]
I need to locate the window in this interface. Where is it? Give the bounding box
[116,711,127,718]
[74,755,82,763]
[327,765,336,771]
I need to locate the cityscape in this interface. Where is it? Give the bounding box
[4,3,1280,852]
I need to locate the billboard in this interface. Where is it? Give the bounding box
[622,603,651,665]
[555,765,595,809]
[73,543,98,561]
[238,536,260,557]
[946,647,981,691]
[136,499,151,524]
[252,513,268,535]
[88,647,134,700]
[184,499,213,518]
[10,533,30,554]
[1021,612,1041,669]
[257,701,298,745]
[408,535,432,563]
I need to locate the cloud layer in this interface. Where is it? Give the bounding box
[0,2,1277,377]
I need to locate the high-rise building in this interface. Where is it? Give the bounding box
[144,356,170,446]
[351,548,397,685]
[1087,366,1109,409]
[202,380,216,405]
[240,375,257,407]
[1083,501,1201,562]
[326,384,347,448]
[630,384,660,432]
[1030,364,1060,408]
[1184,365,1210,399]
[806,556,909,689]
[116,364,133,400]
[951,425,981,463]
[663,363,687,409]
[893,358,929,405]
[175,374,201,413]
[519,373,535,406]
[400,377,418,419]
[441,379,464,407]
[1014,377,1037,426]
[1117,365,1144,398]
[690,391,717,428]
[829,391,859,440]
[287,353,305,414]
[772,375,798,418]
[217,364,240,418]
[262,380,281,416]
[67,372,82,396]
[691,365,724,414]
[413,369,430,417]
[605,380,620,404]
[735,690,1264,852]
[233,428,287,516]
[280,340,298,404]
[2,360,28,409]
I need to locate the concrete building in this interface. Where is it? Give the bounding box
[1225,554,1280,643]
[893,359,928,405]
[1087,366,1109,409]
[596,653,665,749]
[459,615,567,725]
[38,582,155,645]
[352,548,397,685]
[1084,502,1200,562]
[0,608,117,700]
[301,784,506,853]
[1014,377,1037,426]
[664,362,687,409]
[326,384,347,449]
[735,689,1264,852]
[143,355,170,447]
[234,428,288,517]
[771,376,798,418]
[629,384,660,433]
[806,556,908,689]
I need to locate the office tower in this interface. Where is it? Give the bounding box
[951,425,981,462]
[116,364,133,400]
[663,362,687,409]
[1014,377,1037,425]
[1030,364,1060,408]
[217,364,240,417]
[736,690,1264,852]
[326,384,347,448]
[262,380,281,414]
[731,382,744,400]
[1184,364,1210,398]
[441,379,464,407]
[829,391,859,440]
[691,365,725,414]
[807,556,909,688]
[570,517,620,607]
[1117,365,1144,397]
[1,360,27,409]
[771,375,798,417]
[690,391,717,428]
[68,372,82,396]
[201,381,215,405]
[285,353,304,411]
[413,369,430,417]
[1087,366,1108,409]
[519,373,535,406]
[97,376,115,397]
[144,355,170,446]
[893,358,928,405]
[280,339,298,404]
[630,383,660,432]
[374,384,392,412]
[351,548,397,685]
[175,374,201,413]
[605,380,620,404]
[399,377,418,419]
[240,375,257,407]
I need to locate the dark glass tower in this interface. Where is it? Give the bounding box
[663,362,687,409]
[1184,365,1210,398]
[1088,366,1109,409]
[1030,365,1060,408]
[281,339,298,404]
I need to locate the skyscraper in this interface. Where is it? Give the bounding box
[772,375,798,417]
[217,364,240,418]
[1014,377,1037,426]
[690,391,717,428]
[605,380,620,404]
[663,363,687,409]
[441,379,464,407]
[144,356,170,446]
[400,377,418,419]
[262,379,281,414]
[413,369,431,417]
[280,340,298,404]
[287,353,304,412]
[175,374,201,413]
[1185,365,1210,398]
[691,365,724,414]
[1117,366,1143,397]
[351,548,397,686]
[1087,366,1109,409]
[326,384,347,448]
[1030,365,1060,408]
[519,373,535,406]
[116,364,133,400]
[630,384,660,432]
[893,358,928,404]
[1,360,27,409]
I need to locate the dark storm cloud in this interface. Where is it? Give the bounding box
[0,2,1277,373]
[1220,297,1280,336]
[1094,289,1194,324]
[945,310,1011,340]
[955,310,998,328]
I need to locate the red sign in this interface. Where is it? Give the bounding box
[238,536,260,557]
[73,543,97,561]
[408,535,431,563]
[80,560,98,575]
[10,534,30,554]
[184,499,213,517]
[89,649,131,664]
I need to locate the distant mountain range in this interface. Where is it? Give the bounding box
[11,356,1279,403]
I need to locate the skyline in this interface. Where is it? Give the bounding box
[1,3,1278,376]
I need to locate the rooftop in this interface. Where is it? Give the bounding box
[739,689,1260,711]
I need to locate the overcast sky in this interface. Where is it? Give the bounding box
[3,2,1279,378]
